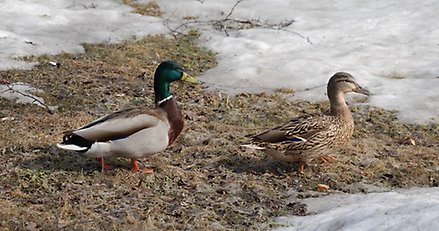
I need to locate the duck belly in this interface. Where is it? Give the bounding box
[84,121,170,159]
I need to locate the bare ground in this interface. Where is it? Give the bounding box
[0,34,438,230]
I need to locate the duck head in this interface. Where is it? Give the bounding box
[327,72,370,97]
[154,61,198,105]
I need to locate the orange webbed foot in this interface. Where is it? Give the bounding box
[131,159,154,174]
[320,154,337,163]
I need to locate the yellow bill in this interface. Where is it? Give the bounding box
[181,72,199,84]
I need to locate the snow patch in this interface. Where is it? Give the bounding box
[275,188,439,231]
[0,0,167,70]
[158,0,439,123]
[0,82,46,107]
[1,0,438,124]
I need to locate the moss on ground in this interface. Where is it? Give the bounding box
[0,33,438,230]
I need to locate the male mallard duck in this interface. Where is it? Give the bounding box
[244,72,370,172]
[56,61,198,172]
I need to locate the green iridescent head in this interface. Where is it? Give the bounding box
[153,61,198,104]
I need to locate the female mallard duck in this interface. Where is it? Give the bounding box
[245,72,370,172]
[56,61,198,172]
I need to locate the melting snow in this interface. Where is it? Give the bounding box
[157,0,439,123]
[0,0,166,70]
[1,0,438,123]
[275,188,439,231]
[0,82,45,107]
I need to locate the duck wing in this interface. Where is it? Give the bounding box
[66,107,168,142]
[252,115,331,144]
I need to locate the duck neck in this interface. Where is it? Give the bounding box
[158,96,184,145]
[328,91,351,118]
[154,81,172,105]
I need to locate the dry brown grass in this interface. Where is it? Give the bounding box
[123,0,161,17]
[0,33,438,230]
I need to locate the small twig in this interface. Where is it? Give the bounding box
[163,0,312,44]
[224,0,244,20]
[2,83,54,114]
[221,0,244,37]
[277,28,313,45]
[224,25,229,36]
[163,20,189,38]
[137,178,144,188]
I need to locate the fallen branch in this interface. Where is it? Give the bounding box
[163,0,312,44]
[0,83,54,114]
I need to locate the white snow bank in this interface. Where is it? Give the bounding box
[0,0,166,70]
[158,0,439,123]
[1,0,438,123]
[275,187,439,231]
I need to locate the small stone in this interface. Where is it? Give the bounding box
[401,135,416,146]
[1,117,14,122]
[316,184,329,192]
[208,221,227,231]
[73,180,84,184]
[126,214,137,224]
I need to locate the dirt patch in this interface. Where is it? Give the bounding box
[0,34,438,230]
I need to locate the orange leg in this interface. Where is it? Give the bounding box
[131,159,139,172]
[131,159,154,174]
[320,154,337,163]
[298,162,305,173]
[98,157,111,173]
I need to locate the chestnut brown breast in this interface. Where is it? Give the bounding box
[159,97,184,145]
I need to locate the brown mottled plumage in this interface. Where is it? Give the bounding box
[246,72,370,172]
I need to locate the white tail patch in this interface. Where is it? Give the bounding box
[56,143,88,151]
[240,144,266,150]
